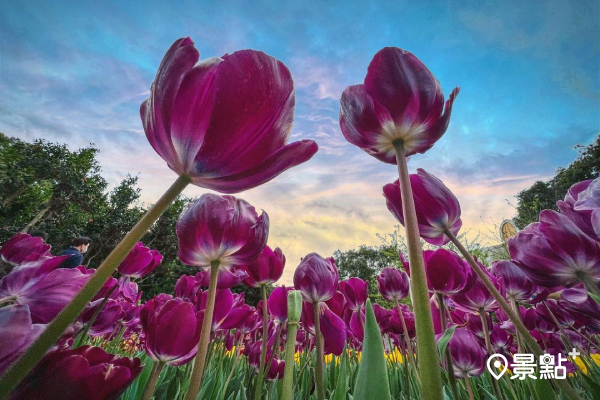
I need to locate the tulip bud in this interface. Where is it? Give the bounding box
[287,290,302,323]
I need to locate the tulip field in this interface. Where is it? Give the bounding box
[1,37,600,400]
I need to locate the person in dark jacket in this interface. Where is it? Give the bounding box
[57,237,91,268]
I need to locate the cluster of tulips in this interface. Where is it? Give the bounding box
[0,36,598,400]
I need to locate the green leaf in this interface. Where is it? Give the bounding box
[333,349,348,400]
[353,299,392,400]
[588,291,600,307]
[533,372,556,400]
[436,324,457,358]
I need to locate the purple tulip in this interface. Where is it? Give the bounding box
[491,260,539,303]
[0,263,91,323]
[450,268,499,314]
[140,37,318,193]
[0,305,45,375]
[508,209,600,288]
[82,299,124,337]
[268,286,291,323]
[10,345,141,400]
[325,291,346,318]
[0,234,51,267]
[221,304,261,333]
[422,249,469,294]
[349,309,365,342]
[197,288,234,332]
[242,246,285,287]
[175,275,201,302]
[117,242,163,279]
[177,194,269,270]
[448,328,486,378]
[339,277,368,312]
[118,277,141,303]
[383,169,462,245]
[301,302,347,355]
[339,47,459,163]
[388,304,416,337]
[293,253,338,303]
[194,267,249,289]
[377,267,409,302]
[558,178,600,240]
[92,276,120,302]
[372,303,392,333]
[141,296,202,366]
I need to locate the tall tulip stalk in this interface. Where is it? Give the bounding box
[176,194,269,400]
[340,47,459,400]
[0,36,318,397]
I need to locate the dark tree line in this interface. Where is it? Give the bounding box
[513,135,599,229]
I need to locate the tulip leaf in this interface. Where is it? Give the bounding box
[353,299,392,400]
[589,292,600,307]
[436,324,457,358]
[333,349,348,400]
[533,372,555,400]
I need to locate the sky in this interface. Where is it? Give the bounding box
[1,0,599,285]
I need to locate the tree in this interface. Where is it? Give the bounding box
[514,136,600,229]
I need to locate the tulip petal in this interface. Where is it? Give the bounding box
[319,304,347,355]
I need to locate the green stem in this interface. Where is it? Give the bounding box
[393,141,442,400]
[186,260,220,400]
[74,282,119,348]
[254,284,269,400]
[445,229,581,400]
[281,322,299,400]
[313,301,325,400]
[436,293,459,400]
[463,372,474,400]
[0,174,190,398]
[142,361,165,400]
[508,296,525,353]
[479,309,504,400]
[394,299,419,380]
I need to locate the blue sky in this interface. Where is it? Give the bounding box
[1,0,598,283]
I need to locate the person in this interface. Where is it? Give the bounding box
[57,237,91,268]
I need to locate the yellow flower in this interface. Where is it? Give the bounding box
[573,353,600,375]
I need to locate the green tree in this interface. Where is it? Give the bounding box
[514,135,600,229]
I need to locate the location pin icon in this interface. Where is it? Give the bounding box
[486,354,508,380]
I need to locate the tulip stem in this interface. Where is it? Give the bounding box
[0,174,190,399]
[186,260,220,400]
[508,297,525,353]
[313,301,325,400]
[142,361,165,400]
[254,284,270,400]
[393,140,443,400]
[462,372,475,400]
[444,229,582,400]
[479,309,504,400]
[394,299,418,379]
[281,321,299,400]
[436,293,459,400]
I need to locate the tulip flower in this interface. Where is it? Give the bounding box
[339,47,459,163]
[141,296,202,366]
[268,286,291,323]
[340,47,460,399]
[174,275,201,302]
[383,169,462,246]
[558,178,600,240]
[0,305,44,375]
[0,38,317,397]
[509,209,600,294]
[450,269,500,314]
[0,263,91,323]
[301,302,347,356]
[141,37,318,194]
[10,345,141,400]
[422,249,469,295]
[242,246,285,287]
[0,234,51,269]
[293,253,339,303]
[176,193,268,398]
[339,277,368,312]
[82,299,124,337]
[195,267,249,289]
[491,260,538,303]
[448,328,486,379]
[377,267,409,302]
[117,242,163,279]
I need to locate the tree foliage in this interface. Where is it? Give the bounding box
[513,135,600,229]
